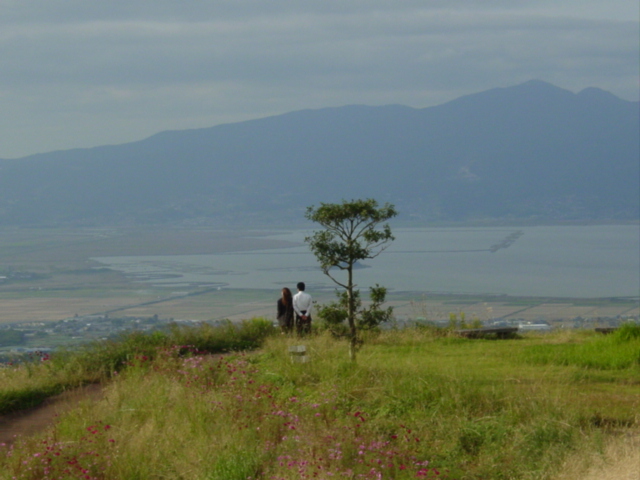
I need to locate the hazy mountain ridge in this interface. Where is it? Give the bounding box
[0,80,637,226]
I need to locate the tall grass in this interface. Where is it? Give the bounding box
[522,323,640,370]
[0,318,276,415]
[1,326,638,479]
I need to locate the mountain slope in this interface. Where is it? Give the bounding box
[0,80,637,226]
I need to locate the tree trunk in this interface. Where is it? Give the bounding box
[349,336,357,362]
[347,265,357,362]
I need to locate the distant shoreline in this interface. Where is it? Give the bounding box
[1,225,637,325]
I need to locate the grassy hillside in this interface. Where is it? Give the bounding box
[1,322,639,479]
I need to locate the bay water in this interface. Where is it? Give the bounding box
[93,225,640,298]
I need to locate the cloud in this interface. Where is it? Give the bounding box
[0,1,637,158]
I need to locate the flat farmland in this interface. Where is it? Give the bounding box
[111,289,282,323]
[0,297,154,323]
[388,294,639,325]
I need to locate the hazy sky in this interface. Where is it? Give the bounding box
[1,1,638,159]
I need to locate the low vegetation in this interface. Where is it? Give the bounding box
[0,320,274,415]
[1,322,638,479]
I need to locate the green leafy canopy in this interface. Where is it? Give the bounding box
[304,198,397,283]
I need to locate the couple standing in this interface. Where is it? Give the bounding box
[277,282,312,334]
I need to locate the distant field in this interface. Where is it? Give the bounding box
[1,227,637,325]
[2,288,637,327]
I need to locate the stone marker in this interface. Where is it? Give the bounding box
[289,345,308,363]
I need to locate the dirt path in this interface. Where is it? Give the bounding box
[0,383,103,446]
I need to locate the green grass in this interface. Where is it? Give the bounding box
[0,319,276,415]
[0,325,638,479]
[522,324,640,370]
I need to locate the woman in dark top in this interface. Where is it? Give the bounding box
[277,287,294,333]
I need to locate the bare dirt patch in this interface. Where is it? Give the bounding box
[0,383,104,446]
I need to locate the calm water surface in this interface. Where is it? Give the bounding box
[94,226,640,298]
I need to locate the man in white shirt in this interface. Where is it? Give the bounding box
[292,282,312,334]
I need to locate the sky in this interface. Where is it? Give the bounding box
[1,1,638,159]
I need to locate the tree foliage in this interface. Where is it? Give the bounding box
[305,198,397,359]
[318,285,394,337]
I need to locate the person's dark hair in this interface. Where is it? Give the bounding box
[297,282,305,291]
[281,287,292,306]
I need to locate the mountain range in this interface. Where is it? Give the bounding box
[0,80,638,227]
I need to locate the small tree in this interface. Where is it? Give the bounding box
[305,198,397,360]
[317,284,394,337]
